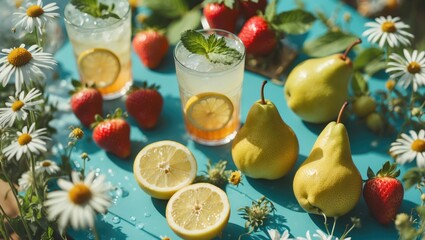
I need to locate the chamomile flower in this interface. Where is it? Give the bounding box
[386,49,425,91]
[13,0,59,35]
[389,129,425,167]
[268,229,290,240]
[44,171,112,232]
[0,88,43,127]
[362,16,413,48]
[0,44,56,92]
[36,160,60,175]
[18,171,35,191]
[296,230,351,240]
[2,123,50,161]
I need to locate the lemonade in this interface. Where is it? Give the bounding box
[64,0,132,100]
[174,29,246,145]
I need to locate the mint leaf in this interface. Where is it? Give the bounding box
[181,30,242,65]
[273,9,316,35]
[351,71,369,96]
[167,9,201,45]
[71,0,119,19]
[354,47,384,71]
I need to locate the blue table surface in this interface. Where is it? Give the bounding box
[48,0,419,239]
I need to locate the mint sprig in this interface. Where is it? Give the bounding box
[71,0,120,19]
[180,30,242,65]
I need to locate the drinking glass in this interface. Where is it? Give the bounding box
[64,0,132,100]
[174,29,246,146]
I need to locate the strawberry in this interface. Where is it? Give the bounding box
[70,80,103,128]
[363,161,404,225]
[132,29,169,69]
[92,108,131,159]
[125,82,163,130]
[238,15,277,56]
[239,0,267,19]
[203,0,239,33]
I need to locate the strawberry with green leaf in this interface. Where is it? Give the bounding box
[238,0,316,56]
[92,108,131,159]
[180,29,243,65]
[363,161,404,225]
[70,80,103,128]
[203,0,240,33]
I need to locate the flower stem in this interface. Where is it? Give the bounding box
[0,203,18,237]
[0,212,11,240]
[34,26,42,48]
[29,154,41,200]
[92,224,100,240]
[330,217,338,237]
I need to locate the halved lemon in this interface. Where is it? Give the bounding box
[77,48,120,88]
[166,183,230,240]
[133,140,197,200]
[184,93,234,131]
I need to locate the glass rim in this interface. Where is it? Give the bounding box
[64,0,131,30]
[174,28,246,75]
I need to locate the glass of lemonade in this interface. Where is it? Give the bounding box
[174,29,246,146]
[64,0,132,100]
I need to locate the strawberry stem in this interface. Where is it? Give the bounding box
[341,38,362,61]
[337,102,349,124]
[261,80,267,105]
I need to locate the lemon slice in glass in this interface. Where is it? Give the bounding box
[185,93,234,131]
[166,183,230,240]
[77,48,120,88]
[133,140,197,200]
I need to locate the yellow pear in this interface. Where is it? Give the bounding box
[232,81,299,180]
[293,102,362,217]
[284,39,362,123]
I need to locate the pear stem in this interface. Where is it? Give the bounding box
[337,102,349,124]
[261,80,267,105]
[341,38,362,61]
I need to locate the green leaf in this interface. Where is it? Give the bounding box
[71,0,119,19]
[180,30,242,65]
[353,47,384,71]
[303,31,358,57]
[166,9,201,45]
[364,59,387,76]
[143,0,188,18]
[402,168,424,190]
[264,0,277,22]
[273,9,316,35]
[367,167,375,179]
[351,71,369,96]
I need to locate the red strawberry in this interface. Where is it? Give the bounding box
[70,80,103,128]
[203,0,239,33]
[239,0,267,19]
[125,82,163,130]
[363,161,404,225]
[92,108,131,158]
[132,30,169,69]
[238,16,277,56]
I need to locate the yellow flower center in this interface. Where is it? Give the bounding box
[41,161,51,167]
[26,5,44,17]
[7,48,32,67]
[228,171,242,186]
[385,79,396,91]
[381,21,397,33]
[407,62,421,74]
[69,183,92,205]
[11,100,24,112]
[69,128,84,140]
[18,133,32,145]
[411,139,425,152]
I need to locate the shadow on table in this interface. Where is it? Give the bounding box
[247,154,307,213]
[151,198,167,218]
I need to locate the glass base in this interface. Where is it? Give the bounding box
[189,130,237,146]
[102,80,133,100]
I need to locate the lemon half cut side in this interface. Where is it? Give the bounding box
[133,140,197,200]
[166,183,230,240]
[185,93,234,131]
[77,48,121,88]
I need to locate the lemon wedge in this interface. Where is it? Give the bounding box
[133,140,197,200]
[185,93,234,131]
[166,183,230,240]
[77,48,120,88]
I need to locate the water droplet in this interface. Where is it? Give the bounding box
[136,223,145,229]
[95,168,101,173]
[132,187,137,191]
[111,217,121,224]
[371,140,379,147]
[130,216,137,222]
[124,176,129,181]
[144,212,151,218]
[108,169,114,176]
[115,187,129,198]
[86,232,94,239]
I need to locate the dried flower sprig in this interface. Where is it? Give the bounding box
[238,196,276,239]
[195,160,233,188]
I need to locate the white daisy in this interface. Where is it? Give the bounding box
[389,129,425,167]
[45,171,112,232]
[18,171,35,191]
[36,159,60,175]
[386,49,425,91]
[268,229,290,240]
[0,44,56,92]
[296,230,350,240]
[13,0,59,35]
[2,123,50,161]
[0,88,43,127]
[362,16,413,48]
